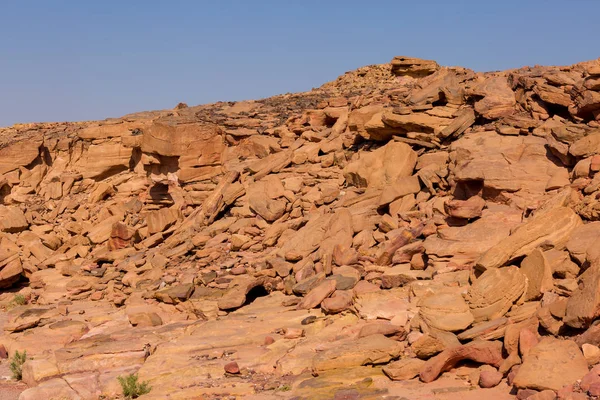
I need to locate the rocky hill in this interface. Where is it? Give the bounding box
[1,56,600,399]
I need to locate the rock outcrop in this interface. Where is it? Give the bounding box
[2,55,600,399]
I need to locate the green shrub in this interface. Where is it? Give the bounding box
[10,350,27,380]
[117,373,151,399]
[12,294,26,306]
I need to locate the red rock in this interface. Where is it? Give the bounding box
[517,389,539,399]
[224,361,240,374]
[589,382,600,397]
[479,369,503,388]
[264,336,275,345]
[0,344,7,359]
[420,340,503,383]
[321,290,353,314]
[519,328,539,357]
[580,370,600,392]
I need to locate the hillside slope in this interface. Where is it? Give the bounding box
[2,56,600,399]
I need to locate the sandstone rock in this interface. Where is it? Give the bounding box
[472,76,516,119]
[312,334,403,372]
[479,369,503,388]
[297,279,336,310]
[418,292,474,332]
[247,176,287,222]
[383,358,426,381]
[0,206,28,232]
[321,290,353,314]
[476,207,581,271]
[513,338,588,391]
[146,207,179,234]
[391,56,439,77]
[583,343,600,366]
[224,361,240,374]
[77,142,133,179]
[444,195,486,220]
[0,138,41,175]
[566,221,600,265]
[520,249,553,301]
[420,340,503,383]
[465,266,527,322]
[564,264,600,329]
[343,141,417,188]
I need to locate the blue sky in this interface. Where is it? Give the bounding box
[1,0,598,126]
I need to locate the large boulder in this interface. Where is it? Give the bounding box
[419,293,474,332]
[512,338,588,391]
[344,141,417,188]
[0,138,41,174]
[465,267,527,322]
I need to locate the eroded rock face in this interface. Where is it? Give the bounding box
[2,55,600,399]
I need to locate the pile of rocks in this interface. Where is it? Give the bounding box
[1,56,600,399]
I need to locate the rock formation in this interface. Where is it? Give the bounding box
[1,55,600,399]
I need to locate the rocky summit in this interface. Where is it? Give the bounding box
[0,56,600,400]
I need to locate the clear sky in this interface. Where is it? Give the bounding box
[1,0,598,126]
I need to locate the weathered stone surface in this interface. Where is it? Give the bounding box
[0,206,28,232]
[513,338,588,391]
[391,56,439,77]
[420,341,503,383]
[247,176,287,222]
[76,142,133,179]
[444,196,485,219]
[344,141,417,188]
[312,334,403,372]
[297,279,336,310]
[4,54,600,400]
[520,249,553,301]
[564,264,600,329]
[419,293,474,332]
[0,138,41,174]
[465,267,527,322]
[383,358,426,381]
[476,207,581,271]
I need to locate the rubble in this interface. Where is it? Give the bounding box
[2,55,600,399]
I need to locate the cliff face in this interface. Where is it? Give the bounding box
[2,56,600,399]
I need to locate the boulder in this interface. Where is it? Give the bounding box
[247,176,287,222]
[383,358,426,381]
[419,292,474,332]
[390,56,439,77]
[465,267,527,322]
[476,207,581,271]
[344,141,417,188]
[0,206,28,232]
[564,264,600,329]
[312,334,403,372]
[420,340,503,383]
[513,338,588,391]
[520,249,553,301]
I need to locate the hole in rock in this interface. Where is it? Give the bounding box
[431,92,447,107]
[243,285,269,306]
[452,180,483,200]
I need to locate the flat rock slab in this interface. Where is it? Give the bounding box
[312,334,403,372]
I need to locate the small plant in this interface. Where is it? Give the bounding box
[276,384,292,392]
[10,350,27,380]
[117,373,151,399]
[12,294,26,306]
